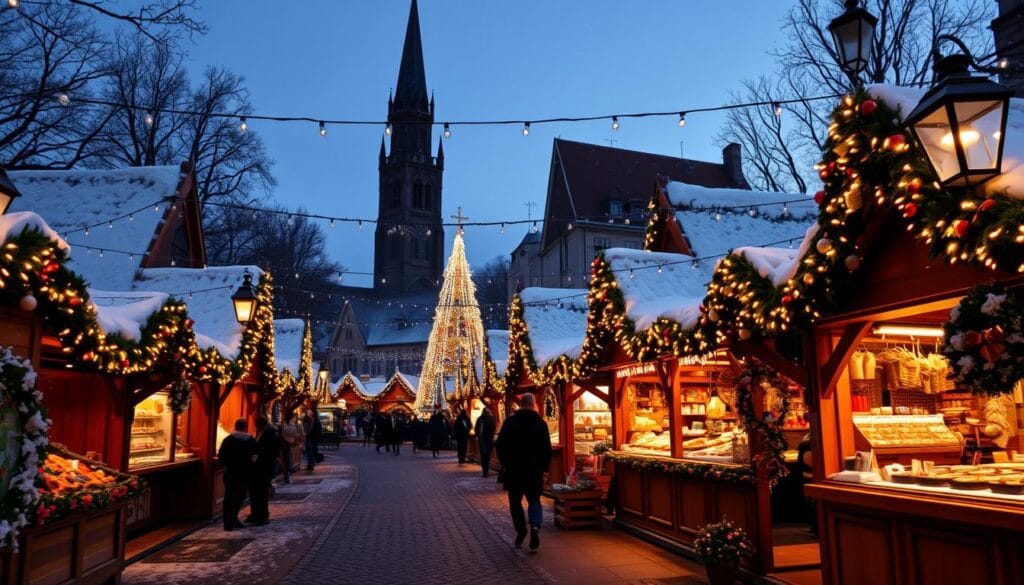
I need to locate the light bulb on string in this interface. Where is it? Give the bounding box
[999,57,1010,69]
[57,93,70,106]
[84,226,90,236]
[529,221,538,234]
[385,123,392,136]
[358,220,363,230]
[567,221,573,231]
[773,102,783,117]
[629,269,635,279]
[329,219,335,229]
[239,117,248,133]
[678,112,686,127]
[98,249,104,258]
[782,204,789,217]
[500,223,505,234]
[522,122,530,137]
[691,259,699,270]
[128,213,134,221]
[319,121,327,137]
[657,265,663,274]
[714,212,722,222]
[145,112,154,126]
[443,123,451,139]
[612,116,620,131]
[108,220,113,229]
[748,208,757,217]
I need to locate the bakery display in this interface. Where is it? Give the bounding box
[129,392,173,468]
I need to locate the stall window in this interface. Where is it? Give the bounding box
[572,389,612,459]
[621,380,671,454]
[543,391,560,445]
[130,392,174,469]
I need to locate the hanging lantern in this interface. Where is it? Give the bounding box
[706,389,727,419]
[0,164,22,215]
[231,271,258,325]
[905,46,1012,188]
[828,0,877,81]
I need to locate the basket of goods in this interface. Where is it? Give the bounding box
[34,444,143,525]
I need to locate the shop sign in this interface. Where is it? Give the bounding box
[615,362,657,379]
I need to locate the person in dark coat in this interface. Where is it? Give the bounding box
[391,412,405,455]
[474,407,497,477]
[428,409,448,458]
[217,418,255,531]
[248,416,278,526]
[362,412,375,447]
[453,409,472,464]
[376,413,394,454]
[495,393,551,552]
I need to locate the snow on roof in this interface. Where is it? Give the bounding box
[0,211,69,251]
[335,372,370,398]
[343,290,437,347]
[604,248,707,332]
[732,223,821,287]
[518,287,589,364]
[394,371,419,393]
[273,319,305,375]
[363,377,390,397]
[868,84,1024,200]
[486,329,510,377]
[8,166,183,289]
[89,289,168,342]
[665,182,818,259]
[131,266,261,358]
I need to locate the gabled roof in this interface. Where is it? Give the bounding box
[485,329,509,378]
[8,166,186,289]
[90,289,169,342]
[542,139,750,250]
[335,372,373,400]
[517,288,589,364]
[602,248,708,332]
[665,182,818,259]
[337,287,437,347]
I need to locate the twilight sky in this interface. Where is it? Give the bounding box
[184,1,799,288]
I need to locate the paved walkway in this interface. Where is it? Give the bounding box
[125,443,707,584]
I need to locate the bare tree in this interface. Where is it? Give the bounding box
[16,1,205,42]
[720,0,995,192]
[473,255,510,329]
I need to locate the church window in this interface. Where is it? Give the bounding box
[424,183,433,210]
[391,182,402,209]
[413,182,424,209]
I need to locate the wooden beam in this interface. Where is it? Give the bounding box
[819,321,873,398]
[732,339,809,387]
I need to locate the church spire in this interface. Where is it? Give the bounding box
[394,0,429,114]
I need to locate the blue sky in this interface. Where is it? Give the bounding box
[184,1,797,288]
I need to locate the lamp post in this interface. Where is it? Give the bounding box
[905,36,1013,188]
[231,271,258,325]
[318,367,329,399]
[828,0,877,86]
[0,165,22,215]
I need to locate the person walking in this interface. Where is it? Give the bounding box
[496,393,551,552]
[453,409,472,464]
[248,416,278,526]
[302,409,321,471]
[428,408,448,458]
[362,412,375,447]
[474,407,497,478]
[376,413,394,454]
[391,412,405,455]
[278,411,300,484]
[217,418,254,531]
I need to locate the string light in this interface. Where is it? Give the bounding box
[239,117,248,133]
[7,0,19,8]
[319,121,327,137]
[385,122,392,136]
[678,112,686,127]
[530,221,538,234]
[287,215,294,226]
[773,102,783,117]
[522,122,530,136]
[57,93,70,106]
[611,116,620,131]
[144,112,154,126]
[443,123,451,139]
[329,219,335,229]
[107,221,113,229]
[999,57,1010,69]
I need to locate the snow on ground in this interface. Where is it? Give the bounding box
[485,329,510,378]
[8,166,183,289]
[0,211,69,251]
[518,287,589,365]
[90,289,169,342]
[274,319,305,375]
[132,266,261,358]
[604,248,707,332]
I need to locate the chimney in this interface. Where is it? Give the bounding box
[992,0,1024,96]
[721,143,750,189]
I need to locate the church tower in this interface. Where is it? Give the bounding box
[375,0,444,293]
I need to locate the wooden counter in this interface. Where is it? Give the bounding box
[806,481,1024,585]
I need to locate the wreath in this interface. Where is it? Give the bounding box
[735,361,790,488]
[0,347,50,551]
[942,284,1024,396]
[168,375,192,415]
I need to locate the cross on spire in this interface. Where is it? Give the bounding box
[451,206,469,232]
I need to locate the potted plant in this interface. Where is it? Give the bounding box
[693,518,753,585]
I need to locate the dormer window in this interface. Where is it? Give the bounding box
[607,199,624,217]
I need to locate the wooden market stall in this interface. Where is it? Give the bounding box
[375,370,419,414]
[467,329,510,466]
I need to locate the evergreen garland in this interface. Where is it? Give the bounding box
[168,375,192,415]
[735,361,791,488]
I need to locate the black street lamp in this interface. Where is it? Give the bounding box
[828,0,877,84]
[231,271,259,325]
[905,37,1013,188]
[0,165,22,215]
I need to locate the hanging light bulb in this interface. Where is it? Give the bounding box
[748,208,757,217]
[714,212,722,222]
[287,215,294,226]
[529,221,538,234]
[8,0,19,8]
[358,220,363,230]
[319,121,327,137]
[612,116,620,131]
[57,93,70,106]
[426,227,432,236]
[629,269,635,279]
[999,57,1010,69]
[782,203,790,217]
[443,123,451,139]
[128,213,134,221]
[84,226,90,236]
[385,122,393,136]
[691,259,699,270]
[144,112,154,126]
[522,122,530,137]
[657,265,663,274]
[773,102,783,117]
[329,219,335,229]
[500,223,505,234]
[108,220,113,229]
[567,221,573,231]
[678,112,687,127]
[239,117,248,133]
[98,249,104,258]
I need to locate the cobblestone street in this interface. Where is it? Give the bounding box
[125,443,705,584]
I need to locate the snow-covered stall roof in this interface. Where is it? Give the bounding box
[485,329,510,377]
[0,211,69,250]
[394,371,420,393]
[665,182,818,259]
[131,266,261,358]
[518,288,589,364]
[335,372,371,398]
[8,166,184,289]
[89,289,169,341]
[273,319,305,375]
[363,377,390,397]
[603,248,709,332]
[867,84,1024,200]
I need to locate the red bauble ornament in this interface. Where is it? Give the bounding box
[68,297,83,306]
[43,261,59,274]
[781,295,794,306]
[814,190,826,205]
[902,203,918,218]
[907,178,921,194]
[845,167,857,178]
[953,219,969,238]
[120,359,130,368]
[185,318,195,329]
[859,100,877,115]
[886,134,906,149]
[978,199,997,213]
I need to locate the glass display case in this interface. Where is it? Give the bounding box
[621,381,671,454]
[573,390,611,457]
[130,392,173,468]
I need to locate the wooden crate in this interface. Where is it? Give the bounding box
[552,490,602,530]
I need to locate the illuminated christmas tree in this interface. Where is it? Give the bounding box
[415,214,486,412]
